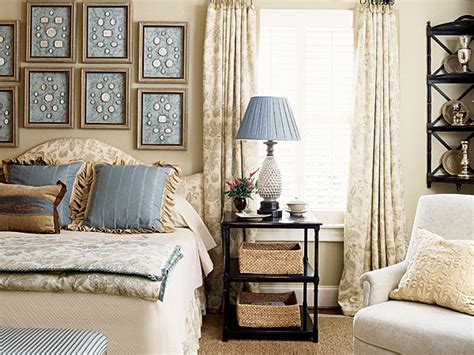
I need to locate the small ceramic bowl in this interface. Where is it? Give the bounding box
[286,198,307,213]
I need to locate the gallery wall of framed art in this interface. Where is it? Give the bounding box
[0,0,196,159]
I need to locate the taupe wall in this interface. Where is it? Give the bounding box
[0,0,207,176]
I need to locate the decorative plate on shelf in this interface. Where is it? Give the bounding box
[443,54,463,74]
[236,212,272,221]
[441,100,470,125]
[441,149,463,175]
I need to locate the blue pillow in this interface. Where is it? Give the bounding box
[82,164,179,232]
[6,162,83,228]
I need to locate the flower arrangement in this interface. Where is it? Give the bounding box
[224,169,258,199]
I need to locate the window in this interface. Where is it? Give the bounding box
[258,10,353,216]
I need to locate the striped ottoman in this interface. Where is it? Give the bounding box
[1,328,108,355]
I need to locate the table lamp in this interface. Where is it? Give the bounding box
[236,96,301,218]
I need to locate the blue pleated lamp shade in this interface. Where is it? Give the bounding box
[236,96,301,141]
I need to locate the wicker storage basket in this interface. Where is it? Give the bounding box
[238,242,304,275]
[236,292,301,328]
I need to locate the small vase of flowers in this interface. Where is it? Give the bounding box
[224,170,258,213]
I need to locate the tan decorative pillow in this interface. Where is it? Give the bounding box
[0,182,66,234]
[390,229,474,315]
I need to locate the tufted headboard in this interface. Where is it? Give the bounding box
[1,138,204,218]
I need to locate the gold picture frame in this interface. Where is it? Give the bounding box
[0,20,20,81]
[82,2,132,64]
[80,67,130,129]
[26,1,76,63]
[137,88,188,150]
[0,85,18,147]
[24,68,74,128]
[138,21,189,84]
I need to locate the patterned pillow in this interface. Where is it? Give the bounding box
[390,228,474,315]
[81,163,180,233]
[3,162,83,228]
[0,182,66,233]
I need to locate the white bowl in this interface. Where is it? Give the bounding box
[286,199,307,213]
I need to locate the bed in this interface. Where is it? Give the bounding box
[0,138,216,354]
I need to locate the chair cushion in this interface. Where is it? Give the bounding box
[1,327,108,354]
[354,301,474,355]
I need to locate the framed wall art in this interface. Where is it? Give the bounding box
[138,22,188,83]
[81,68,130,129]
[26,2,76,62]
[0,21,19,81]
[0,86,18,147]
[24,68,74,128]
[83,3,132,63]
[137,88,187,150]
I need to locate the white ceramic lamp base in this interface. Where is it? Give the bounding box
[257,141,283,218]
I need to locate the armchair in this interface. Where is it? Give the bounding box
[353,194,474,355]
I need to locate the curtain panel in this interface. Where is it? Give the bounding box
[338,4,407,316]
[202,0,258,312]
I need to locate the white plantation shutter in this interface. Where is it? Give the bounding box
[258,10,353,213]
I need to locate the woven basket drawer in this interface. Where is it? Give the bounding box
[238,242,304,275]
[236,292,301,328]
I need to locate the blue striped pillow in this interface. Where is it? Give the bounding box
[5,162,83,228]
[82,164,179,232]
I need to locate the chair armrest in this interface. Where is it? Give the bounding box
[360,261,408,308]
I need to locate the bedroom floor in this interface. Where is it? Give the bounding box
[199,314,353,354]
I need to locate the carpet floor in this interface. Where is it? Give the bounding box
[199,315,353,354]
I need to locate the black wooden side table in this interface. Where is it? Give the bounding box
[221,211,322,342]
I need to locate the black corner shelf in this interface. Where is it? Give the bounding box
[428,174,474,188]
[426,16,474,190]
[428,15,474,36]
[428,124,474,132]
[427,73,474,84]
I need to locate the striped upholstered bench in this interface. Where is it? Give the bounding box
[1,328,108,355]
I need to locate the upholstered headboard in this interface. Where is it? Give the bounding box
[1,138,204,217]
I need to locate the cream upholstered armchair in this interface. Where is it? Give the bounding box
[353,194,474,355]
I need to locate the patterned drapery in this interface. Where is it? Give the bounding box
[338,4,407,316]
[202,0,258,312]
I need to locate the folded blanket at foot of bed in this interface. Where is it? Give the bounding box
[0,232,183,301]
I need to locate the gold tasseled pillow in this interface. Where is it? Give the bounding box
[390,228,474,315]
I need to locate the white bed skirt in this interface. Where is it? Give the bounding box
[0,287,205,355]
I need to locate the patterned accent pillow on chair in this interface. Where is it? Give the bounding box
[0,182,66,233]
[390,228,474,315]
[3,162,84,228]
[81,163,180,233]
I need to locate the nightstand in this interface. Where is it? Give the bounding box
[221,211,322,342]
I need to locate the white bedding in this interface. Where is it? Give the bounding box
[0,228,206,354]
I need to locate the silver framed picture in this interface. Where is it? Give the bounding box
[26,2,76,63]
[138,22,188,83]
[24,68,74,128]
[0,86,18,147]
[81,68,130,129]
[0,21,20,81]
[137,88,187,150]
[83,3,132,63]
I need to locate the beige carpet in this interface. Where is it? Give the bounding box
[199,315,353,354]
